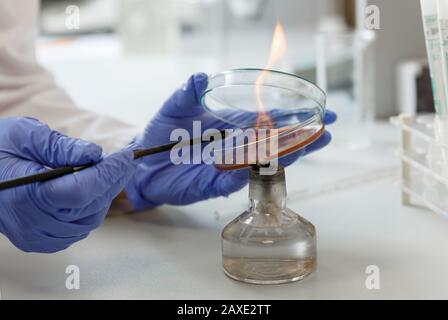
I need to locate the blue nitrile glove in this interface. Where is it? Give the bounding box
[125,73,337,210]
[0,117,138,253]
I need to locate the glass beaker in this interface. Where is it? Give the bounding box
[316,29,376,150]
[222,166,316,284]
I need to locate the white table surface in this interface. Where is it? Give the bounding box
[1,119,448,300]
[2,35,448,299]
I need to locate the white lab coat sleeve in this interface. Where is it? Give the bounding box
[0,0,140,154]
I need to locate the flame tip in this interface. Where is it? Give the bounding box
[255,22,287,128]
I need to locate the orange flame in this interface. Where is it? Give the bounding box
[255,22,287,128]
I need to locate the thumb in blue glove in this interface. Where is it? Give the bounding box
[0,117,138,253]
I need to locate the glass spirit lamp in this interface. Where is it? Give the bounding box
[201,68,326,284]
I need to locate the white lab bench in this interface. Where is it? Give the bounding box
[1,120,448,299]
[2,35,448,299]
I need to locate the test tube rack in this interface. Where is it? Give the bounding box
[391,113,448,218]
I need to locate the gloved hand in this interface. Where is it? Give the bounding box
[125,73,337,210]
[0,117,138,253]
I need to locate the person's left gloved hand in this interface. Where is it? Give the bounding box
[0,117,138,253]
[125,73,337,210]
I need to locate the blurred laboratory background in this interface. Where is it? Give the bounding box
[37,0,430,129]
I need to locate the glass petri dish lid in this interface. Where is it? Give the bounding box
[200,68,327,170]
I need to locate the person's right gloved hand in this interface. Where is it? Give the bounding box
[125,73,336,210]
[0,117,138,253]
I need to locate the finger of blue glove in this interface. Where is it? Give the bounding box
[22,208,94,238]
[36,149,136,210]
[207,109,258,128]
[276,128,333,167]
[278,110,335,164]
[303,130,332,155]
[11,232,89,253]
[38,234,88,253]
[3,118,102,167]
[67,205,111,231]
[210,167,249,198]
[279,111,334,163]
[56,170,133,222]
[160,73,208,118]
[278,148,306,167]
[323,110,337,124]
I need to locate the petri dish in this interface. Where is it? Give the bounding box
[200,68,326,170]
